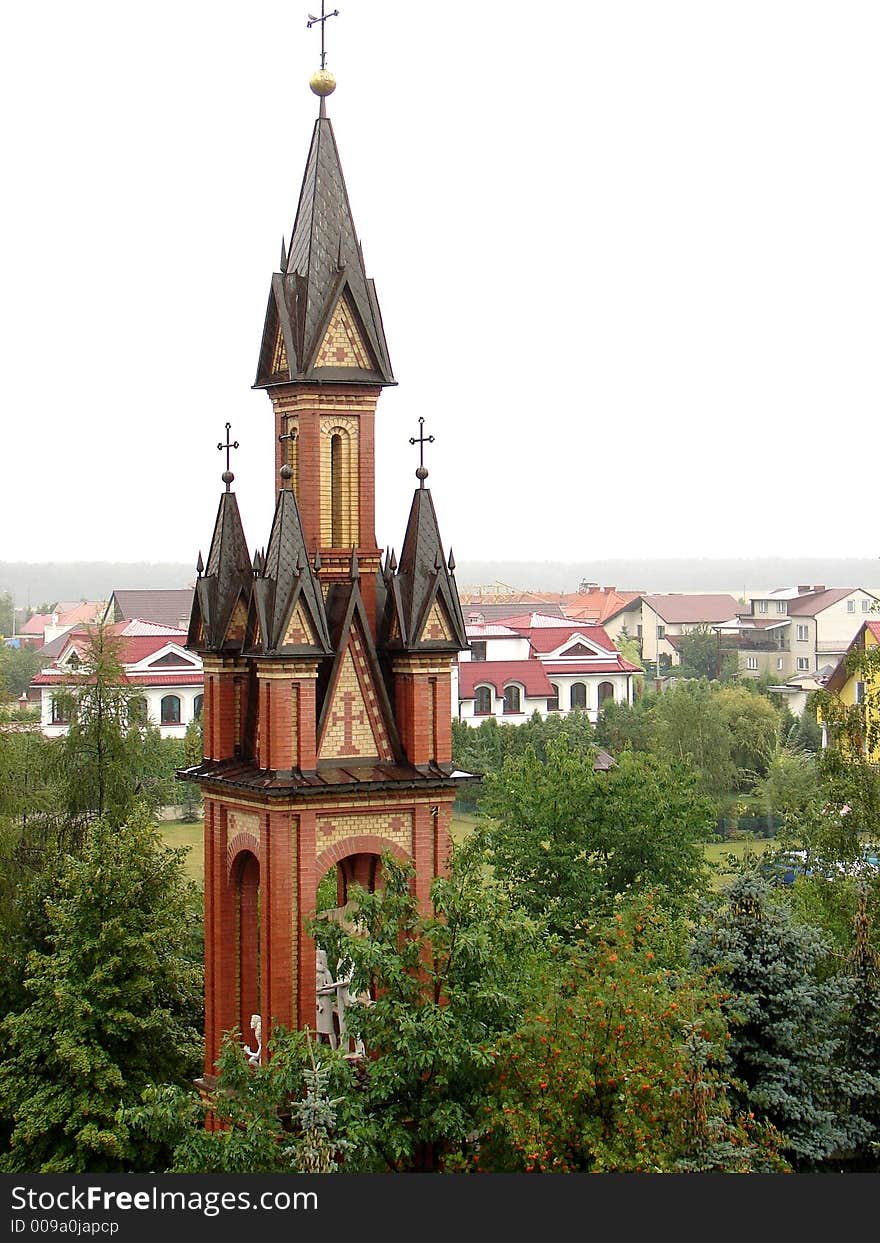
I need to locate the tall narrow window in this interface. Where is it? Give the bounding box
[570,682,587,710]
[547,683,559,712]
[331,434,343,546]
[503,685,521,715]
[474,686,492,716]
[161,695,181,725]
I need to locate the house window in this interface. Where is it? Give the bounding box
[636,624,642,640]
[758,601,768,614]
[796,657,810,671]
[161,694,181,725]
[474,686,492,716]
[855,682,865,705]
[503,685,521,715]
[656,625,665,639]
[470,641,487,662]
[547,683,559,713]
[193,694,204,719]
[862,599,872,612]
[51,697,70,725]
[747,656,758,670]
[598,681,614,707]
[847,599,855,613]
[796,624,809,642]
[776,657,784,671]
[67,652,81,669]
[776,602,787,615]
[570,682,587,710]
[128,697,148,726]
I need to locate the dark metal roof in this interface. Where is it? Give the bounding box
[188,492,253,653]
[178,757,478,798]
[246,487,332,656]
[106,588,194,629]
[382,488,468,653]
[254,113,394,389]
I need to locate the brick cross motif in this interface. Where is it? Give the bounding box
[332,690,366,754]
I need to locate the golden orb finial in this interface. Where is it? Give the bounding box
[310,69,336,97]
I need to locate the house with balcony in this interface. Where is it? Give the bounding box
[600,593,742,669]
[455,613,641,727]
[717,586,879,682]
[31,618,203,739]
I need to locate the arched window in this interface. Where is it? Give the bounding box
[547,683,560,712]
[474,686,492,716]
[570,682,587,710]
[128,697,148,726]
[598,681,614,708]
[503,685,521,715]
[331,433,343,546]
[160,694,181,725]
[193,694,204,719]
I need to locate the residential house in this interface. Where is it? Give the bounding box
[820,619,880,760]
[601,593,742,669]
[455,612,641,726]
[13,601,105,651]
[104,588,195,631]
[32,619,203,739]
[717,586,879,682]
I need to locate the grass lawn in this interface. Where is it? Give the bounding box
[703,836,775,888]
[158,819,204,883]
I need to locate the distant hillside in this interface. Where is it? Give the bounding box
[454,557,880,597]
[1,562,194,607]
[3,557,879,607]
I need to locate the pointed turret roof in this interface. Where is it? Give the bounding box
[255,105,394,389]
[245,486,332,655]
[381,488,468,652]
[187,491,253,653]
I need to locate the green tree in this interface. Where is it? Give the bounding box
[675,624,734,681]
[0,592,15,637]
[0,808,203,1173]
[0,645,44,699]
[311,845,543,1171]
[480,899,787,1172]
[690,873,855,1169]
[478,739,711,937]
[54,623,141,827]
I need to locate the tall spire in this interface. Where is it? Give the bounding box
[254,76,394,389]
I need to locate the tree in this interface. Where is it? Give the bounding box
[0,644,43,699]
[0,808,203,1173]
[690,873,855,1169]
[478,738,712,937]
[479,899,787,1172]
[311,845,543,1171]
[675,624,734,681]
[837,888,880,1168]
[0,591,15,637]
[54,622,141,827]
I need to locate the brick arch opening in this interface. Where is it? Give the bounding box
[316,834,411,910]
[231,849,260,1044]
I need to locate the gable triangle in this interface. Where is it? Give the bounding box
[283,599,316,647]
[224,594,248,645]
[419,596,454,644]
[318,628,393,764]
[562,641,597,657]
[314,295,373,369]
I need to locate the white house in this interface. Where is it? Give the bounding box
[32,619,204,739]
[455,613,641,727]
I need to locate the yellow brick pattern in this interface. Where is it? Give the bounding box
[315,297,371,369]
[316,809,413,856]
[319,417,359,546]
[290,681,299,761]
[271,324,288,374]
[283,600,315,647]
[348,623,392,760]
[420,599,451,642]
[319,648,377,761]
[225,596,248,644]
[228,808,260,843]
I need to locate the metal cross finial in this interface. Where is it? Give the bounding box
[409,416,435,488]
[278,412,297,448]
[307,3,339,70]
[278,414,297,488]
[218,422,239,491]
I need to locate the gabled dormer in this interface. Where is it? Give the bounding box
[188,490,253,655]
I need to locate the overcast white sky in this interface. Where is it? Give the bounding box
[1,1,878,569]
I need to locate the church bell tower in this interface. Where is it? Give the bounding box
[184,36,471,1075]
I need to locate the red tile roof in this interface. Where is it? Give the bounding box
[19,613,53,635]
[515,624,617,655]
[542,658,642,675]
[786,588,859,616]
[867,621,880,642]
[457,660,554,699]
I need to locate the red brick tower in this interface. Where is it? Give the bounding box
[185,78,470,1073]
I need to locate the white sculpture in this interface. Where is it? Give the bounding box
[315,949,338,1049]
[243,1013,262,1065]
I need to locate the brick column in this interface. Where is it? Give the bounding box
[297,809,317,1031]
[412,801,434,917]
[261,810,296,1046]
